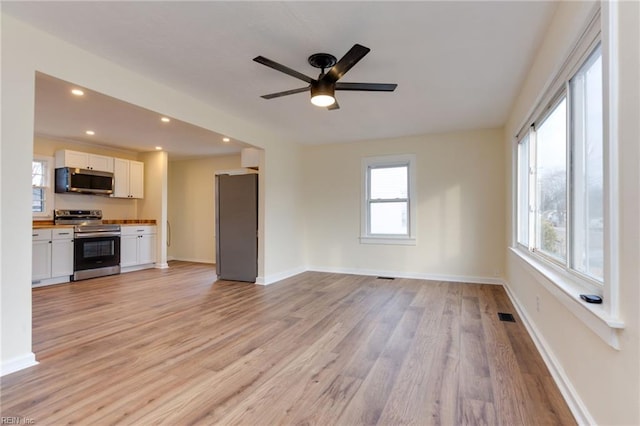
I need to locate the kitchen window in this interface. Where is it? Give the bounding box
[33,156,54,218]
[361,154,416,245]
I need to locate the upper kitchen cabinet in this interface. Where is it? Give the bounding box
[113,158,144,199]
[55,149,114,173]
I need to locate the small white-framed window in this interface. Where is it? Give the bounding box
[32,156,54,219]
[361,154,416,245]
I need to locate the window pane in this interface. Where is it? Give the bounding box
[517,135,530,245]
[535,98,567,261]
[32,160,46,187]
[571,47,603,280]
[370,202,407,235]
[370,166,407,199]
[32,188,44,213]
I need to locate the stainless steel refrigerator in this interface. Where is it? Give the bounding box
[215,171,258,282]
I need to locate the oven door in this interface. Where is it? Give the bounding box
[74,234,121,272]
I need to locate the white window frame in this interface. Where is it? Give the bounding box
[32,155,55,219]
[361,154,416,245]
[511,5,623,348]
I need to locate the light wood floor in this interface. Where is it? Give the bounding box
[1,261,575,425]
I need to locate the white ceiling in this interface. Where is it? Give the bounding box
[5,1,557,157]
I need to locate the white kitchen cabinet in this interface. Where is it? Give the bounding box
[113,158,144,199]
[51,229,74,277]
[55,149,114,173]
[32,228,74,286]
[32,229,52,282]
[120,225,156,271]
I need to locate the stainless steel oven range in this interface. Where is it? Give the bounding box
[54,210,121,281]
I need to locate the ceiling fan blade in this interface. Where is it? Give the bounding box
[322,44,371,84]
[253,56,314,84]
[260,86,310,99]
[327,100,340,111]
[335,82,397,92]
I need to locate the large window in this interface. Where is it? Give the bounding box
[516,45,603,284]
[361,154,416,244]
[32,156,54,218]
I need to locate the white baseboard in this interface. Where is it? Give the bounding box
[1,353,38,377]
[502,281,594,425]
[154,262,169,269]
[256,266,307,286]
[307,265,503,285]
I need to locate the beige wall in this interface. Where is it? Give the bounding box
[503,1,640,424]
[167,154,241,263]
[1,13,305,373]
[303,129,505,282]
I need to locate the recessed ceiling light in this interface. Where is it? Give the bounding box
[71,89,84,96]
[222,137,230,142]
[155,146,162,150]
[161,117,170,123]
[85,130,95,135]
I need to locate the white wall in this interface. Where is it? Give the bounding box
[303,129,505,282]
[167,154,241,263]
[503,1,639,424]
[0,13,305,374]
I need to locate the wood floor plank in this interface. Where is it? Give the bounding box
[0,262,575,425]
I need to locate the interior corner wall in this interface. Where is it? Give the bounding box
[503,1,640,424]
[302,128,505,282]
[0,13,306,373]
[167,154,241,264]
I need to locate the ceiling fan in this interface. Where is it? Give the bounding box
[253,44,397,110]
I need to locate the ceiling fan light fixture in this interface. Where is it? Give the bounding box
[310,81,335,107]
[310,94,335,107]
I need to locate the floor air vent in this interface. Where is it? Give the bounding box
[376,276,395,280]
[498,312,516,322]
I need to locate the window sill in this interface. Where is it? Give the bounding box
[360,236,416,246]
[509,247,623,349]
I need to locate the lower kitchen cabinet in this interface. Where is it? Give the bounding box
[32,228,74,286]
[121,225,156,271]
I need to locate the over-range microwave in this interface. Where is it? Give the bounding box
[55,167,114,196]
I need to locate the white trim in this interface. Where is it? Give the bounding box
[502,281,595,425]
[602,0,621,320]
[257,266,307,286]
[1,353,38,377]
[359,236,416,246]
[510,247,623,349]
[307,266,503,285]
[154,262,169,269]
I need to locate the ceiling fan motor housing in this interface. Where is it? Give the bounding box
[308,53,337,71]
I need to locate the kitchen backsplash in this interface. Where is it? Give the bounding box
[51,192,138,221]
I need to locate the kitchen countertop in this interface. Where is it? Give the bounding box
[33,219,156,229]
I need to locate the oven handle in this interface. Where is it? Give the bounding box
[74,232,121,239]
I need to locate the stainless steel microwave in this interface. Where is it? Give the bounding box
[55,167,114,195]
